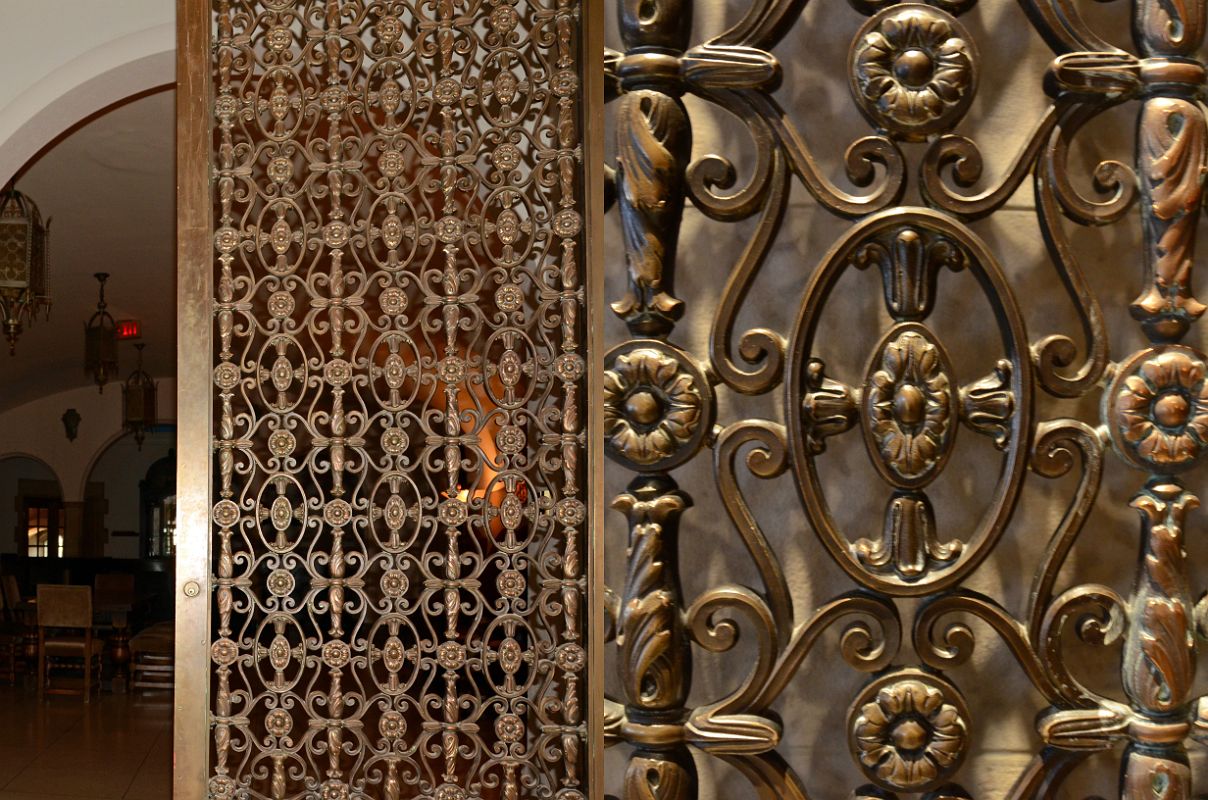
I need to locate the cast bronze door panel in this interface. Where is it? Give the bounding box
[603,1,1208,799]
[175,1,603,798]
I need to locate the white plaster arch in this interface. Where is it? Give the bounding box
[77,427,137,503]
[0,452,64,498]
[0,380,176,503]
[0,22,175,186]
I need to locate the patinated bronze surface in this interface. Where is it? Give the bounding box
[193,2,597,798]
[604,1,1208,798]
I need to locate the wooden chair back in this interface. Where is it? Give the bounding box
[36,584,91,629]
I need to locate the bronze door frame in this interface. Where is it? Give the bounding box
[173,1,606,797]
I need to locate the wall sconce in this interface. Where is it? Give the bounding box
[61,408,81,441]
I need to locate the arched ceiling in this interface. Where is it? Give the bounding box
[1,89,176,413]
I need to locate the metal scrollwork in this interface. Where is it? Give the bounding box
[605,0,1208,798]
[207,0,593,797]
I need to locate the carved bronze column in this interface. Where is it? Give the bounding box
[615,478,694,800]
[1131,2,1208,342]
[1118,4,1206,796]
[612,0,691,337]
[607,1,703,798]
[1035,3,1208,799]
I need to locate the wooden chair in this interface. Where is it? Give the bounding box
[36,584,102,701]
[2,575,34,676]
[0,585,19,684]
[1,575,21,615]
[129,621,174,691]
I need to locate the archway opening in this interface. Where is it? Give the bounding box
[0,77,175,794]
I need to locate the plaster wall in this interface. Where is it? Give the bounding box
[0,0,173,185]
[0,379,176,504]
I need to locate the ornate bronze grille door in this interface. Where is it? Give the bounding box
[603,1,1208,799]
[176,1,604,797]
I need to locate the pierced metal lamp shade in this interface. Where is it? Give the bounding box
[84,272,118,391]
[123,343,157,450]
[0,185,51,355]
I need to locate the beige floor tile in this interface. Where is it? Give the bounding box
[122,742,171,800]
[0,748,40,788]
[0,686,171,799]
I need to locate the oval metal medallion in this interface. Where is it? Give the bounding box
[270,496,294,532]
[271,355,294,393]
[383,494,408,532]
[383,636,405,673]
[383,353,407,389]
[786,210,1032,596]
[499,638,522,674]
[862,322,958,489]
[499,491,523,530]
[498,349,522,389]
[268,634,292,671]
[381,214,403,250]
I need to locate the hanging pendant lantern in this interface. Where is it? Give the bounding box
[123,343,157,450]
[84,272,118,392]
[0,184,51,356]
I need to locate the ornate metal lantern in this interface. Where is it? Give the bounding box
[84,272,118,391]
[0,184,51,355]
[122,343,156,450]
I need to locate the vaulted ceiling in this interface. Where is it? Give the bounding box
[1,89,175,413]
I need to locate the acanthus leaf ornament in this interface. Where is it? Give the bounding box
[612,89,690,336]
[852,225,967,321]
[801,359,858,455]
[856,491,962,579]
[1132,97,1208,342]
[960,360,1015,449]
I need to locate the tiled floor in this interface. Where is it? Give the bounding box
[0,686,171,799]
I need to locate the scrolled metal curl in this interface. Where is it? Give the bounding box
[914,590,1063,705]
[713,421,793,642]
[685,584,778,715]
[751,591,901,712]
[918,106,1060,220]
[1038,584,1127,706]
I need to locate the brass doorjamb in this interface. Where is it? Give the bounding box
[173,0,214,798]
[584,2,607,797]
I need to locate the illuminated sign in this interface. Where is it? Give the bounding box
[115,319,141,340]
